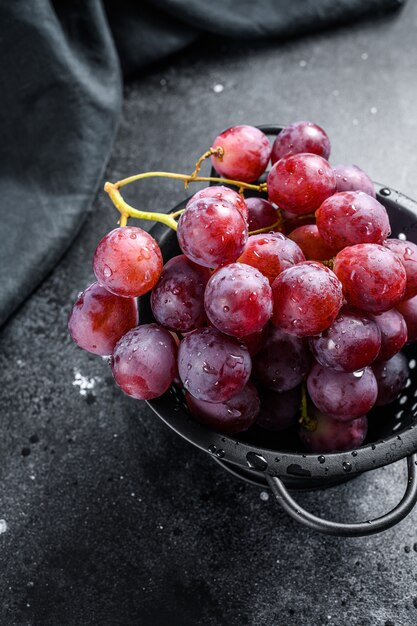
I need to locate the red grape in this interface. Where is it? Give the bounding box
[307,362,378,421]
[185,382,260,434]
[178,327,251,403]
[256,386,301,432]
[252,326,310,392]
[271,121,331,165]
[371,309,408,361]
[333,164,376,197]
[187,185,249,223]
[316,191,390,250]
[267,153,336,215]
[384,239,417,300]
[177,198,247,268]
[299,409,368,453]
[211,125,271,182]
[151,255,211,333]
[271,261,343,337]
[397,295,417,343]
[68,282,138,356]
[245,197,278,231]
[238,232,305,285]
[333,244,407,313]
[204,263,272,337]
[309,307,381,372]
[112,324,177,400]
[288,224,337,261]
[372,352,409,406]
[93,227,162,297]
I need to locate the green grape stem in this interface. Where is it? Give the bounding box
[104,170,266,230]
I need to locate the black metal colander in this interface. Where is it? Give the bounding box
[139,127,417,537]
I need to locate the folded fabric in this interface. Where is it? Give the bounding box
[0,0,404,327]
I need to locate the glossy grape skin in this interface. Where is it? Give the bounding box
[204,263,273,337]
[384,239,417,300]
[271,261,343,337]
[177,198,247,268]
[252,326,310,392]
[151,255,210,333]
[307,361,378,421]
[333,164,376,197]
[256,386,301,432]
[299,410,368,453]
[316,191,390,251]
[267,153,336,215]
[238,233,305,285]
[93,227,163,297]
[111,324,177,400]
[371,309,408,361]
[187,185,249,223]
[246,197,278,231]
[288,224,337,261]
[68,282,138,356]
[309,307,381,372]
[333,244,407,314]
[372,352,409,406]
[397,295,417,343]
[178,327,251,403]
[211,125,271,183]
[185,382,260,434]
[271,121,331,165]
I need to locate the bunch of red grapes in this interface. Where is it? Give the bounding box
[68,121,417,454]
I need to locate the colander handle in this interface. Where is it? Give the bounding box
[266,453,417,537]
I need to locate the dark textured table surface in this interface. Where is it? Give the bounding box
[1,3,417,625]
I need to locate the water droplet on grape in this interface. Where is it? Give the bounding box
[342,461,352,472]
[103,265,112,278]
[318,455,325,464]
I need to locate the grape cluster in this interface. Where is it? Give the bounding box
[68,121,417,454]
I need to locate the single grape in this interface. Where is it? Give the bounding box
[252,326,310,392]
[371,309,407,361]
[384,239,417,300]
[333,164,376,197]
[204,263,273,337]
[111,324,177,400]
[68,282,138,356]
[93,227,163,297]
[397,295,417,343]
[178,327,251,403]
[245,197,278,231]
[151,255,210,333]
[299,409,368,453]
[309,307,381,372]
[177,198,247,268]
[316,191,390,251]
[267,153,336,215]
[333,244,407,313]
[307,362,378,421]
[271,261,343,337]
[271,121,331,165]
[187,185,249,223]
[185,382,260,434]
[256,386,301,432]
[238,232,305,285]
[372,352,409,406]
[288,224,337,261]
[211,125,271,182]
